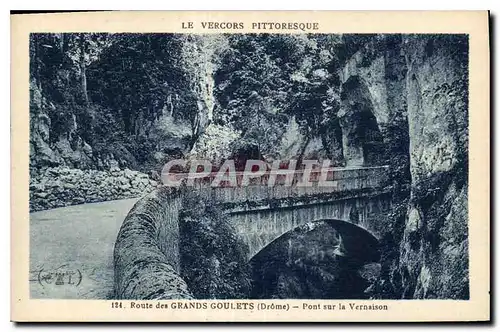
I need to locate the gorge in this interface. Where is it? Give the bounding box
[29,33,469,300]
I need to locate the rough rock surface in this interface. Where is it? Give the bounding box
[190,123,241,164]
[398,35,469,299]
[343,35,469,300]
[29,82,95,170]
[338,36,396,167]
[30,167,158,212]
[340,40,390,126]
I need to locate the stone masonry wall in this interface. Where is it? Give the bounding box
[29,167,158,212]
[113,187,192,299]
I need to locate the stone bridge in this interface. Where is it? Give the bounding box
[193,166,391,258]
[113,165,391,299]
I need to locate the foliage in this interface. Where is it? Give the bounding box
[178,193,252,299]
[30,33,204,170]
[86,33,195,133]
[30,32,380,170]
[213,34,346,160]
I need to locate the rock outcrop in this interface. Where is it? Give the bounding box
[338,35,406,167]
[399,34,469,299]
[340,34,469,300]
[29,82,95,170]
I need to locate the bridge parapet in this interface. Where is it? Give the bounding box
[191,165,389,206]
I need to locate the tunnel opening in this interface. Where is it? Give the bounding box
[249,219,380,299]
[340,76,386,167]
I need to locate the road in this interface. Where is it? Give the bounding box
[29,198,139,299]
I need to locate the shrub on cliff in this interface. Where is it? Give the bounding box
[178,193,252,299]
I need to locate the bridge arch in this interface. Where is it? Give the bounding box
[248,218,380,299]
[248,218,380,263]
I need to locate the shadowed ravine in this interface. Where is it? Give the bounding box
[29,32,471,301]
[249,220,381,299]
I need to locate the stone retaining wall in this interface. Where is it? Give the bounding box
[113,187,192,299]
[29,167,158,212]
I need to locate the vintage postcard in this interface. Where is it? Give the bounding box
[11,11,490,322]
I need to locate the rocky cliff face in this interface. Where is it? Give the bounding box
[29,34,228,211]
[345,35,469,299]
[29,81,95,170]
[398,35,469,299]
[29,34,227,177]
[31,34,471,300]
[338,35,407,168]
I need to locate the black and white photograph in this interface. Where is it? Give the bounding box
[27,31,471,302]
